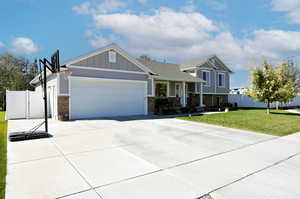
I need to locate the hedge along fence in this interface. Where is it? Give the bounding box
[229,94,300,108]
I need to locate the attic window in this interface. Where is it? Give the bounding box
[108,51,116,63]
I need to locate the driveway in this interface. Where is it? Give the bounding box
[6,116,300,199]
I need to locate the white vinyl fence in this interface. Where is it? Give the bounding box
[229,94,300,108]
[6,90,44,120]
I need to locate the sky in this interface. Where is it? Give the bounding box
[1,0,300,88]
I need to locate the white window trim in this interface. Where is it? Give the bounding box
[218,72,225,88]
[108,50,117,63]
[202,70,211,87]
[155,81,169,97]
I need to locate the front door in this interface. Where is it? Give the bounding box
[175,83,184,105]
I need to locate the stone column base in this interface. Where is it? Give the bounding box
[57,96,69,121]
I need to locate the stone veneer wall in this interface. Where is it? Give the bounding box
[57,96,69,121]
[203,94,228,108]
[148,97,155,114]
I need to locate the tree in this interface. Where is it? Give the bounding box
[247,61,281,114]
[139,55,151,61]
[0,52,36,110]
[247,60,300,114]
[276,60,300,105]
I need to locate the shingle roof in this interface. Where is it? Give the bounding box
[178,55,232,73]
[137,59,204,82]
[178,55,215,70]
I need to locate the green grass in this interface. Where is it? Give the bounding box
[178,109,300,136]
[0,112,7,199]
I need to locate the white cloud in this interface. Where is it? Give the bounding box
[245,30,300,59]
[89,34,119,48]
[12,37,38,55]
[72,0,126,15]
[78,7,300,70]
[73,1,92,15]
[272,0,300,23]
[96,0,125,13]
[93,8,217,44]
[0,41,4,48]
[181,0,196,13]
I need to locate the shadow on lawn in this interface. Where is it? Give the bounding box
[270,112,300,116]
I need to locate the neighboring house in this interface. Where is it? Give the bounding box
[30,43,232,120]
[179,55,233,108]
[230,87,248,95]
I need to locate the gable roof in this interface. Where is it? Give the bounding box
[178,55,233,73]
[63,43,155,75]
[138,59,204,82]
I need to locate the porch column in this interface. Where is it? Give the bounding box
[183,82,186,107]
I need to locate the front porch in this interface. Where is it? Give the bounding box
[148,80,203,115]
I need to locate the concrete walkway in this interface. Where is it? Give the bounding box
[287,109,300,114]
[5,116,300,199]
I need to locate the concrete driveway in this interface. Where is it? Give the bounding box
[5,116,300,199]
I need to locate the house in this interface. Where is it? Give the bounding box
[179,55,233,108]
[30,43,232,120]
[230,87,248,95]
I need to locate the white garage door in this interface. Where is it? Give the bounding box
[70,78,147,119]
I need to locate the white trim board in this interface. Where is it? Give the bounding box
[69,76,147,84]
[68,65,147,75]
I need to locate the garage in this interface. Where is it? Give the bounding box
[70,77,147,119]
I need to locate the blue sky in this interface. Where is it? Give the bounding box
[1,0,300,88]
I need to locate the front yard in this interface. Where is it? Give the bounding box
[0,112,7,199]
[179,109,300,136]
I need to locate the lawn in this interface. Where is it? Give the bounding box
[0,112,7,199]
[178,109,300,136]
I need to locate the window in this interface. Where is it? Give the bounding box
[202,71,210,86]
[218,73,225,87]
[108,50,116,63]
[155,83,167,97]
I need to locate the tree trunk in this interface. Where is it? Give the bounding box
[267,101,270,114]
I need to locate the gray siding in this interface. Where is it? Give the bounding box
[197,69,230,94]
[70,68,148,81]
[169,81,176,97]
[197,69,215,93]
[216,72,230,93]
[147,78,153,96]
[71,50,143,72]
[59,73,69,95]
